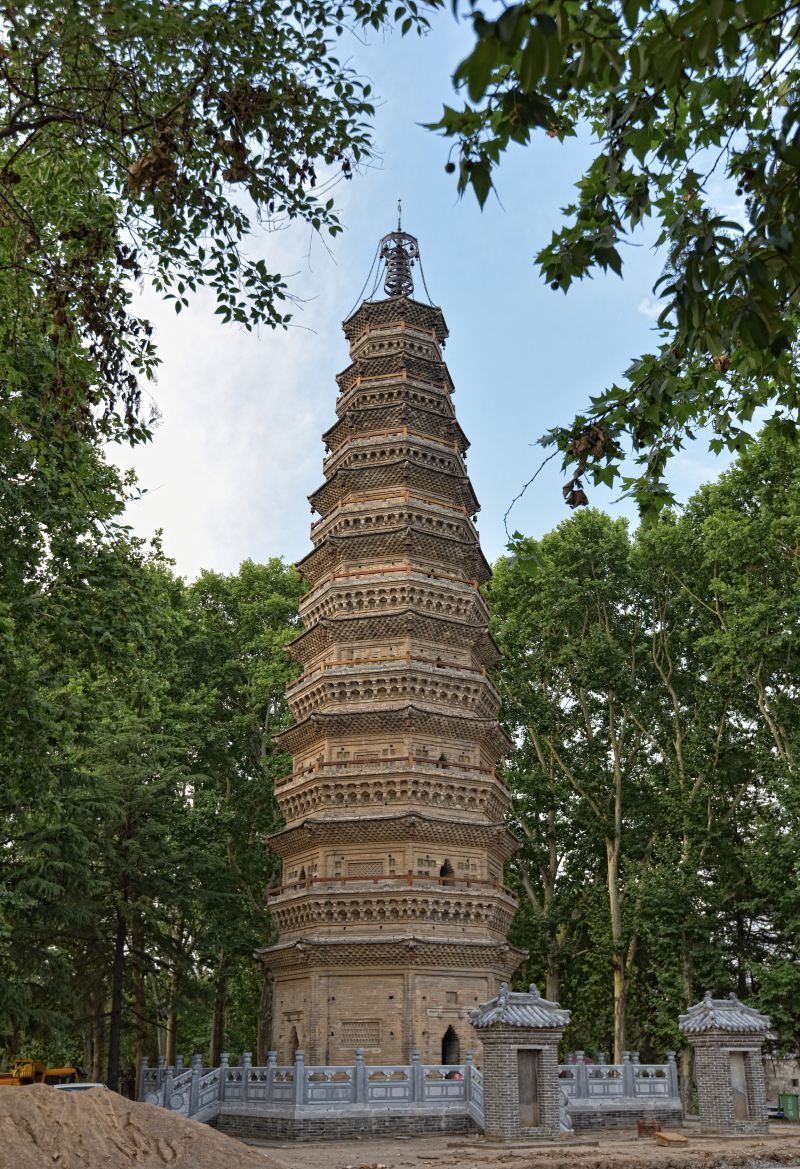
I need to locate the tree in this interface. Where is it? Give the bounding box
[0,0,429,446]
[492,430,800,1066]
[491,509,657,1060]
[433,0,800,517]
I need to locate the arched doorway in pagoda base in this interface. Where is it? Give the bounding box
[441,1025,460,1064]
[289,1027,300,1060]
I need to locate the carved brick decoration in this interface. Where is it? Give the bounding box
[257,244,525,1065]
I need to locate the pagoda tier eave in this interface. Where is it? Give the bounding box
[256,933,526,978]
[322,405,469,456]
[285,610,501,668]
[273,704,513,756]
[342,295,449,346]
[336,355,454,398]
[308,460,480,518]
[296,527,492,587]
[266,810,520,860]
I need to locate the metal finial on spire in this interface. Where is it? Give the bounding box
[379,209,419,298]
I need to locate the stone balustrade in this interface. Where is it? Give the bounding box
[140,1049,484,1134]
[558,1050,680,1099]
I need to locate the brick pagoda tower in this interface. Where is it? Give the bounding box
[258,223,524,1065]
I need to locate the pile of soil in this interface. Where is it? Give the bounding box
[0,1084,280,1169]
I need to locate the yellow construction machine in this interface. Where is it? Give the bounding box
[0,1058,82,1086]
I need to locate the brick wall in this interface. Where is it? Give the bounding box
[480,1025,562,1141]
[212,1110,478,1141]
[690,1032,768,1134]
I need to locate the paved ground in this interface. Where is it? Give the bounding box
[243,1124,800,1169]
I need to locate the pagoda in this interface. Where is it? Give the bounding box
[258,222,524,1066]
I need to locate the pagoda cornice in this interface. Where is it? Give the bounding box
[336,353,454,399]
[342,295,449,347]
[296,527,491,588]
[256,935,526,979]
[319,432,466,483]
[284,662,501,722]
[323,403,469,456]
[286,610,500,668]
[309,494,479,546]
[335,376,454,421]
[267,812,519,861]
[298,570,491,632]
[309,460,480,518]
[274,704,512,756]
[274,766,512,827]
[268,881,517,941]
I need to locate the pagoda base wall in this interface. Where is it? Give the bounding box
[270,965,500,1065]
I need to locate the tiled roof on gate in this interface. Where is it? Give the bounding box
[470,982,571,1030]
[679,991,770,1034]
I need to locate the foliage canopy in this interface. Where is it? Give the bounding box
[434,0,800,517]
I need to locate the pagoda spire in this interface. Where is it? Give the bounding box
[379,202,419,297]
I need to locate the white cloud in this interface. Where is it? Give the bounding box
[107,216,356,581]
[638,295,665,322]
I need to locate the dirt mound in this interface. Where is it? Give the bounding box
[0,1084,281,1169]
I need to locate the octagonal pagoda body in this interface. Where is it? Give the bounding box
[258,243,524,1065]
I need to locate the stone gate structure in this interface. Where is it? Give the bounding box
[257,226,524,1065]
[679,992,770,1134]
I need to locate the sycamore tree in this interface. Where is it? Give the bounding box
[432,0,800,517]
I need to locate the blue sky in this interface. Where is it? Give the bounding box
[110,11,731,580]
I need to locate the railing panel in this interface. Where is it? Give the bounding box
[368,1066,411,1103]
[634,1066,671,1096]
[306,1067,355,1103]
[470,1067,484,1112]
[423,1065,466,1102]
[587,1067,624,1097]
[197,1069,220,1111]
[222,1069,245,1102]
[271,1068,295,1104]
[245,1070,272,1103]
[167,1070,194,1115]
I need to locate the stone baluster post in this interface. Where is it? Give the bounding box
[666,1051,679,1099]
[218,1052,229,1104]
[574,1050,589,1098]
[294,1049,305,1106]
[354,1048,367,1104]
[138,1057,149,1102]
[410,1048,423,1104]
[175,1054,184,1073]
[267,1051,277,1105]
[622,1051,635,1097]
[189,1054,201,1115]
[241,1052,252,1104]
[598,1052,607,1066]
[163,1066,174,1110]
[156,1054,166,1087]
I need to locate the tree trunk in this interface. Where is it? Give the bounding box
[681,938,695,1114]
[92,1000,106,1084]
[131,914,149,1097]
[165,1006,178,1067]
[209,955,228,1066]
[107,905,128,1090]
[257,967,274,1064]
[606,834,625,1062]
